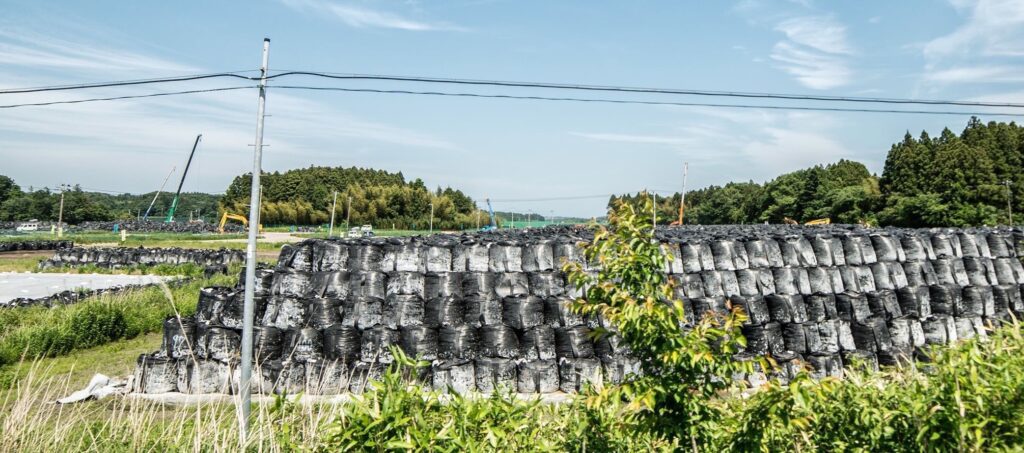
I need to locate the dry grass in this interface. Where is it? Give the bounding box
[0,360,344,452]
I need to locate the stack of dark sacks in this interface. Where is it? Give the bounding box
[76,220,241,233]
[0,240,73,252]
[40,246,244,270]
[134,225,1024,395]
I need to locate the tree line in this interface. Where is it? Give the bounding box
[219,165,488,229]
[0,175,222,224]
[612,118,1023,227]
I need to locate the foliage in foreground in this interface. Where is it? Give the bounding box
[566,197,752,448]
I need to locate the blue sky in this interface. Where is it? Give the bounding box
[1,0,1022,217]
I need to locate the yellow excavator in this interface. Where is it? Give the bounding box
[218,212,263,233]
[784,217,831,225]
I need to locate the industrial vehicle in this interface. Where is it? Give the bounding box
[165,134,202,223]
[218,212,262,233]
[481,198,498,231]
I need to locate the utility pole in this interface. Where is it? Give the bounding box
[653,192,657,230]
[511,212,515,229]
[1005,180,1014,226]
[679,162,688,225]
[239,38,270,444]
[346,196,352,235]
[329,190,338,237]
[56,184,68,238]
[429,200,435,233]
[476,209,480,230]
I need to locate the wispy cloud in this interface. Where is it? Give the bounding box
[569,132,695,146]
[923,65,1024,84]
[770,15,854,89]
[0,26,456,193]
[280,0,466,31]
[0,29,197,74]
[924,0,1024,59]
[921,0,1024,86]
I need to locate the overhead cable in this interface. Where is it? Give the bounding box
[273,86,1024,117]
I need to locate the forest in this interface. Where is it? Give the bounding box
[219,165,486,229]
[613,118,1023,228]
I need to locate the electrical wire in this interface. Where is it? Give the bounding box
[488,194,617,202]
[266,70,1024,109]
[273,86,1024,117]
[2,69,1023,110]
[0,72,255,95]
[0,86,252,109]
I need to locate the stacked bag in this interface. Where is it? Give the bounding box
[134,225,1024,394]
[40,246,244,270]
[0,240,73,252]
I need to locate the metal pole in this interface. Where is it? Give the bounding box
[57,184,66,238]
[239,37,270,444]
[1005,180,1014,226]
[653,192,657,230]
[329,190,338,237]
[429,200,434,233]
[680,162,688,225]
[346,196,352,235]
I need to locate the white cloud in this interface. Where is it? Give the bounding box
[0,28,457,194]
[0,30,197,74]
[924,0,1024,59]
[769,16,854,89]
[923,65,1024,84]
[921,0,1024,87]
[569,132,695,146]
[279,0,465,31]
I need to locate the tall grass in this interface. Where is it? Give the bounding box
[0,274,235,380]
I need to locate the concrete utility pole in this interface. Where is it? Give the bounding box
[476,209,480,230]
[653,192,657,230]
[239,38,270,444]
[329,190,338,237]
[56,184,68,238]
[429,200,435,233]
[680,162,688,225]
[1005,180,1014,226]
[346,196,352,235]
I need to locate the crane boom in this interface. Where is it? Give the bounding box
[143,165,175,220]
[165,134,202,223]
[486,198,497,230]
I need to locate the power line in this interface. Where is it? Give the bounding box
[274,86,1024,117]
[3,69,1023,110]
[0,72,255,95]
[0,86,252,109]
[267,70,1024,109]
[488,194,616,202]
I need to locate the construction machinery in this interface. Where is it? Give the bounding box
[783,217,831,225]
[143,166,175,220]
[219,212,262,233]
[481,198,498,231]
[165,134,202,223]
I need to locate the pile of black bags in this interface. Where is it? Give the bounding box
[135,225,1024,394]
[0,240,73,252]
[40,246,244,269]
[75,220,243,233]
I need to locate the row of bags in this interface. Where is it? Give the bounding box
[160,316,626,366]
[134,354,639,395]
[44,246,244,267]
[274,230,1022,274]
